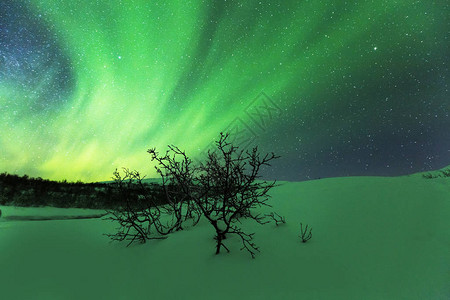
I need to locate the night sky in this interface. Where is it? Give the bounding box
[0,0,449,182]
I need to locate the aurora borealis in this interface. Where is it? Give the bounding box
[0,0,449,182]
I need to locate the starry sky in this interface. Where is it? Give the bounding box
[0,0,449,182]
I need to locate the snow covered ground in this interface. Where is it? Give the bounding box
[0,172,448,299]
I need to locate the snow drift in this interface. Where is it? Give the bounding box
[0,172,448,299]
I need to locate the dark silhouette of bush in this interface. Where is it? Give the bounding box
[105,168,194,245]
[299,223,312,243]
[107,132,282,258]
[266,212,286,226]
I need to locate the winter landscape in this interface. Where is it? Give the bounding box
[1,1,449,299]
[1,166,448,299]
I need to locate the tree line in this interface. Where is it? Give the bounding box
[0,172,166,209]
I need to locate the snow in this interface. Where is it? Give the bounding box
[0,207,106,220]
[0,174,448,299]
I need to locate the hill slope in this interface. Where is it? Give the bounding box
[0,174,448,299]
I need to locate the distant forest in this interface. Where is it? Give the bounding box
[2,165,448,209]
[0,173,166,209]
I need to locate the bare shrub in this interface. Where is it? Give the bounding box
[107,133,281,258]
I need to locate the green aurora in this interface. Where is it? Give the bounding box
[0,0,448,181]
